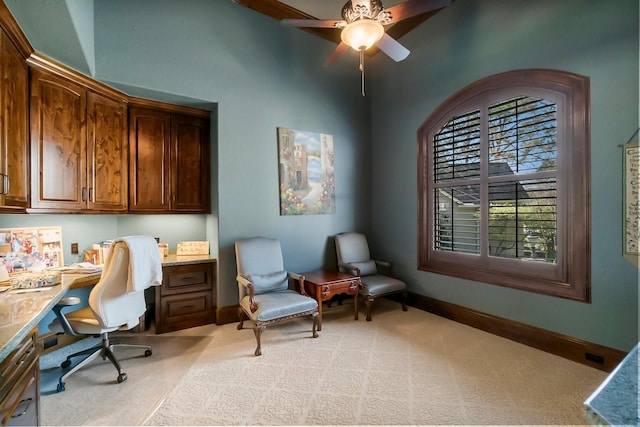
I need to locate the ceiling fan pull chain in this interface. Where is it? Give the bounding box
[360,48,365,96]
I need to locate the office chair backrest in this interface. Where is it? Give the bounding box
[89,242,146,329]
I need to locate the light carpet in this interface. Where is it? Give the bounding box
[41,334,211,426]
[40,298,608,425]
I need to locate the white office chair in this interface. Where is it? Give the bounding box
[49,236,162,392]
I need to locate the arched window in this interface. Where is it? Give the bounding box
[418,69,590,301]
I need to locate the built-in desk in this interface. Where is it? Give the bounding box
[0,273,99,426]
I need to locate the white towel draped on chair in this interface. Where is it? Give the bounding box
[112,235,163,293]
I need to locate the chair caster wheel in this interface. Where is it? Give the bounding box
[117,373,127,383]
[57,382,65,392]
[144,349,152,357]
[61,360,71,369]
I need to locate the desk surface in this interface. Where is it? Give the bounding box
[0,274,93,361]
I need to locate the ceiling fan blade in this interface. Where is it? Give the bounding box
[375,33,410,62]
[384,0,452,24]
[281,19,345,28]
[323,42,350,67]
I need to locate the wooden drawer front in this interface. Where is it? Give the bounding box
[319,280,359,300]
[0,329,39,427]
[0,332,36,400]
[156,291,214,334]
[161,263,214,296]
[1,359,38,426]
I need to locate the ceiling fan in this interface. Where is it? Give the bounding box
[280,0,452,95]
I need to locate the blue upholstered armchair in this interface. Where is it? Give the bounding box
[235,237,319,356]
[335,232,407,321]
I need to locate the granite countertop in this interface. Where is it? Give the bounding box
[0,274,90,361]
[583,342,639,425]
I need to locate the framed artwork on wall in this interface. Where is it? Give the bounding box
[277,127,335,215]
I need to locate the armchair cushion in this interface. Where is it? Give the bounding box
[351,260,378,276]
[240,289,318,322]
[360,275,406,297]
[247,270,288,294]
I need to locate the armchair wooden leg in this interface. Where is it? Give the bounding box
[237,307,245,330]
[253,325,265,356]
[402,290,408,312]
[365,296,373,321]
[311,312,319,338]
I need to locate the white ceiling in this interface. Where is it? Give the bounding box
[278,0,404,19]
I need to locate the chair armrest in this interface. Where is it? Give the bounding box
[236,275,258,313]
[288,272,308,296]
[51,296,82,336]
[339,262,361,276]
[373,260,392,274]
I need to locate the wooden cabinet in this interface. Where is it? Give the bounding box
[128,107,170,212]
[29,66,128,213]
[129,103,210,213]
[0,28,29,211]
[86,91,128,211]
[155,261,216,334]
[0,329,39,427]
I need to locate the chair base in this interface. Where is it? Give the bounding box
[237,308,319,356]
[363,290,408,321]
[57,332,152,392]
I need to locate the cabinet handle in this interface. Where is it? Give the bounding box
[4,174,8,195]
[0,173,6,195]
[89,187,93,201]
[11,397,33,419]
[81,187,87,201]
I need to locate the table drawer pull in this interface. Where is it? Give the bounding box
[11,398,33,419]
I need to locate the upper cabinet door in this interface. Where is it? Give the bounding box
[171,114,210,213]
[87,91,128,212]
[129,106,171,212]
[30,68,87,210]
[0,29,29,210]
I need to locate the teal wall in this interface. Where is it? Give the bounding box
[3,0,638,352]
[3,0,372,312]
[369,0,639,351]
[0,215,210,264]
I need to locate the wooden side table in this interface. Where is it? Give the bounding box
[301,269,359,331]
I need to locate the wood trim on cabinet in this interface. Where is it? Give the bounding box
[27,52,128,104]
[0,2,33,59]
[128,97,210,118]
[216,304,240,325]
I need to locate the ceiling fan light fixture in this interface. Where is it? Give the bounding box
[340,19,384,51]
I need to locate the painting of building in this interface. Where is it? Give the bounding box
[278,127,335,215]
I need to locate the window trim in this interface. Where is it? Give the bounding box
[417,69,590,302]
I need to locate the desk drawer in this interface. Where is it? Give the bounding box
[161,263,214,296]
[0,330,39,427]
[156,291,214,334]
[0,332,36,402]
